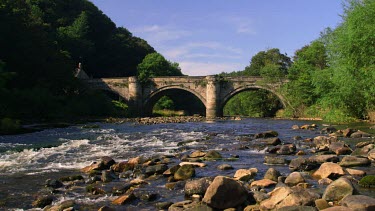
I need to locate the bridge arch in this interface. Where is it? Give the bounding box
[143,85,206,116]
[220,85,286,116]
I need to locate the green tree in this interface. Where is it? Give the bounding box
[284,40,328,117]
[154,96,175,110]
[243,48,291,76]
[137,52,183,83]
[318,0,375,120]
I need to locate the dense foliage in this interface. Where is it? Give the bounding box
[0,0,166,133]
[282,0,375,122]
[137,52,183,83]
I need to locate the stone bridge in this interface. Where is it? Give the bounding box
[85,76,288,119]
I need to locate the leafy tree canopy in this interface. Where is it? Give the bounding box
[137,53,183,83]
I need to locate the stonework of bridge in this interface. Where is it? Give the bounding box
[85,76,288,119]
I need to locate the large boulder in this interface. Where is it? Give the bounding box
[260,186,320,210]
[341,195,375,211]
[322,177,355,202]
[184,177,214,196]
[285,172,305,186]
[312,162,345,179]
[313,136,338,148]
[339,156,371,167]
[202,176,249,209]
[368,148,375,160]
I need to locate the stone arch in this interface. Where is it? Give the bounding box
[220,85,286,116]
[143,86,207,116]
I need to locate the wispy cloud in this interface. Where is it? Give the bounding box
[164,41,243,60]
[224,16,257,35]
[131,25,191,43]
[179,61,243,76]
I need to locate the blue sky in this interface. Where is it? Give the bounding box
[90,0,344,76]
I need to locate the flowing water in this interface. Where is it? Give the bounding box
[0,118,374,210]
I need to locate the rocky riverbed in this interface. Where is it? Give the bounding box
[23,122,375,211]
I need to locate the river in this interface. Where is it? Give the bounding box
[0,118,374,210]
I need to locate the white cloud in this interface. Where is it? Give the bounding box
[179,61,243,76]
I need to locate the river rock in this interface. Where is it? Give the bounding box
[81,162,105,173]
[163,165,180,176]
[202,176,249,209]
[368,148,375,160]
[112,193,136,205]
[98,206,115,211]
[313,136,338,148]
[101,170,117,183]
[321,127,337,134]
[180,161,206,168]
[339,156,371,167]
[174,164,195,180]
[351,144,374,157]
[341,195,375,211]
[315,198,330,210]
[350,130,372,138]
[265,156,289,165]
[277,144,296,155]
[145,164,168,175]
[254,130,279,138]
[252,191,270,203]
[233,168,257,181]
[292,125,300,130]
[204,150,222,159]
[155,201,173,209]
[260,186,320,210]
[32,195,54,208]
[285,172,305,186]
[263,137,282,146]
[329,142,352,155]
[356,140,375,148]
[308,155,340,163]
[250,179,277,188]
[340,128,354,137]
[289,157,318,171]
[322,177,355,202]
[101,156,116,169]
[345,168,366,176]
[312,162,345,179]
[190,150,206,158]
[320,206,352,211]
[184,177,214,196]
[277,205,317,211]
[217,164,233,170]
[111,161,134,173]
[45,179,63,189]
[264,168,281,182]
[318,178,333,185]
